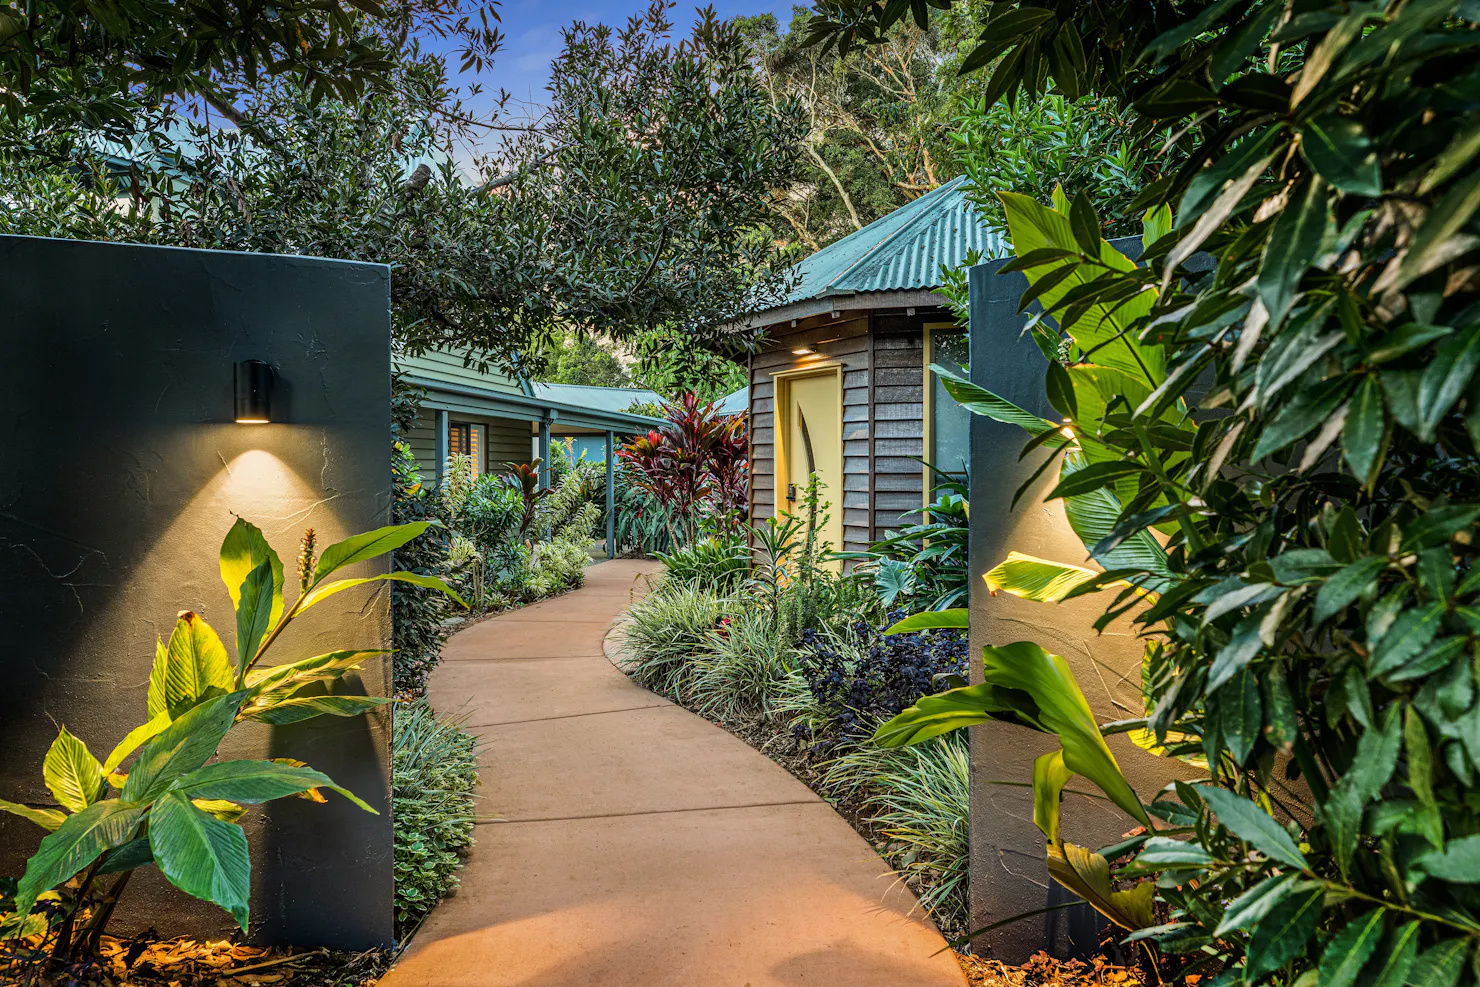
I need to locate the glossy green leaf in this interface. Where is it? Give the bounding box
[1367,323,1453,364]
[1317,909,1385,987]
[123,692,244,805]
[244,649,387,699]
[1369,603,1445,678]
[1046,360,1077,419]
[1196,785,1308,871]
[882,609,968,634]
[874,682,1006,747]
[97,835,154,875]
[1245,885,1324,981]
[1032,749,1071,842]
[1132,836,1216,868]
[1341,376,1385,484]
[1301,116,1381,196]
[298,570,466,612]
[1417,834,1480,882]
[102,711,173,777]
[242,694,391,725]
[235,557,276,669]
[43,726,104,813]
[1368,922,1421,987]
[219,517,284,628]
[934,365,1061,436]
[1314,556,1386,623]
[1408,939,1471,987]
[313,521,431,581]
[14,800,145,918]
[983,552,1108,603]
[1212,873,1301,935]
[149,789,251,932]
[1259,176,1329,323]
[0,798,66,832]
[172,759,376,813]
[1251,377,1351,460]
[161,611,234,714]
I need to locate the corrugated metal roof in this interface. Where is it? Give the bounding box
[715,386,748,416]
[778,176,1008,306]
[531,382,663,413]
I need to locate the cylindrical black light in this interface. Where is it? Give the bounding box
[234,360,274,424]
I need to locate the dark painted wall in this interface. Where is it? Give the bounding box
[0,235,395,948]
[967,238,1191,961]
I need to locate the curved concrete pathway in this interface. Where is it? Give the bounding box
[383,559,966,987]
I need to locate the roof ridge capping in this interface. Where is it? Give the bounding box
[772,175,1009,313]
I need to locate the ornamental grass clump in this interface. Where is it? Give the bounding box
[618,583,739,700]
[392,699,480,933]
[691,610,802,725]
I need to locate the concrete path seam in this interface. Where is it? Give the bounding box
[478,799,825,825]
[466,703,672,729]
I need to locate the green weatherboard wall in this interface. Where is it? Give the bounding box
[0,235,395,948]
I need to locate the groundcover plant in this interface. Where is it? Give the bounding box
[0,518,459,963]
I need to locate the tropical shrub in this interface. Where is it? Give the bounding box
[614,467,675,556]
[654,532,751,592]
[392,376,454,697]
[0,518,459,962]
[392,699,480,932]
[868,0,1480,958]
[618,392,748,545]
[846,472,970,611]
[527,539,593,598]
[793,615,968,752]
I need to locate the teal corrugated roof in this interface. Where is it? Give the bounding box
[779,176,1007,306]
[531,382,663,413]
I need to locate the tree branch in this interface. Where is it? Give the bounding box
[477,145,567,194]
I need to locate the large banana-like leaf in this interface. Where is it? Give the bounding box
[173,759,376,813]
[155,612,235,716]
[15,800,146,917]
[242,694,392,725]
[0,798,65,832]
[102,710,172,778]
[874,683,1027,747]
[235,557,277,672]
[123,692,243,805]
[985,551,1109,602]
[883,609,968,634]
[999,192,1163,384]
[42,726,105,813]
[149,789,251,932]
[244,649,388,699]
[933,366,1063,437]
[1058,453,1171,576]
[981,643,1151,828]
[298,570,466,612]
[1047,841,1157,931]
[1033,750,1073,843]
[313,521,431,582]
[219,517,284,629]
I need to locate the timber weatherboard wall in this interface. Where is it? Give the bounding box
[746,307,947,552]
[0,234,395,948]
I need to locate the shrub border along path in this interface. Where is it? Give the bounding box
[381,559,965,987]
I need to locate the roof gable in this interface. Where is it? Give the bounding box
[781,176,1007,306]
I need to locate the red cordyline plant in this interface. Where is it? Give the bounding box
[618,392,747,547]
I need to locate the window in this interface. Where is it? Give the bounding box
[927,325,970,480]
[448,422,483,476]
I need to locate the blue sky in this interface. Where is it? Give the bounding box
[450,1,796,133]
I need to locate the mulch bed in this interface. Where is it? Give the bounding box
[1,935,390,987]
[955,951,1149,987]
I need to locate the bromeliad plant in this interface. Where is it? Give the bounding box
[0,518,461,963]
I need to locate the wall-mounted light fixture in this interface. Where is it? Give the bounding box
[792,347,814,356]
[234,360,274,424]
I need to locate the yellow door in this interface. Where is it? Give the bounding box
[778,369,844,557]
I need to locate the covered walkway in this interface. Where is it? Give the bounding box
[382,559,966,987]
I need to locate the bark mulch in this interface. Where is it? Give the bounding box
[0,935,390,987]
[954,951,1153,987]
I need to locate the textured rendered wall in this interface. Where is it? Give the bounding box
[966,241,1190,961]
[0,235,395,948]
